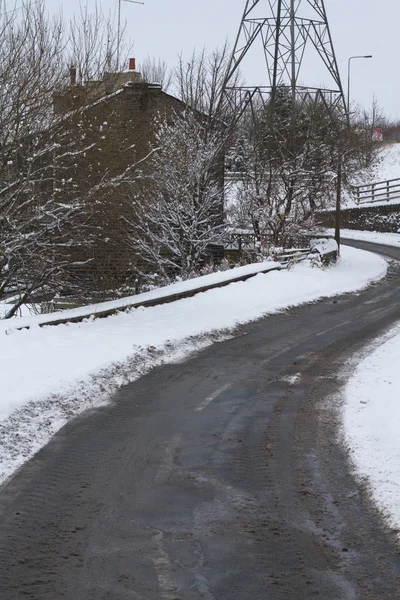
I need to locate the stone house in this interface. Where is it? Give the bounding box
[53,60,188,297]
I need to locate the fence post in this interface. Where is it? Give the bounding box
[387,180,390,201]
[372,183,375,203]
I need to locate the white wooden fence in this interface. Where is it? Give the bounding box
[351,177,400,205]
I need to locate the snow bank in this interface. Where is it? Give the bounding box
[0,246,387,484]
[343,324,400,531]
[0,260,279,333]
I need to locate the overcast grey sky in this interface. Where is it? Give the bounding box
[47,0,398,119]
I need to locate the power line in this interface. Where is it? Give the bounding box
[1,0,41,17]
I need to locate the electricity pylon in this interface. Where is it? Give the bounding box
[221,1,348,254]
[222,0,346,120]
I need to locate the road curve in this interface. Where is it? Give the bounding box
[1,239,400,599]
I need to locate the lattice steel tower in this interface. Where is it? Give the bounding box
[222,0,346,118]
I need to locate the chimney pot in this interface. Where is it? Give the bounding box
[129,58,136,71]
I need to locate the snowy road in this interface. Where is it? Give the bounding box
[1,239,400,599]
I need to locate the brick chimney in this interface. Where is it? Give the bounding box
[129,58,136,71]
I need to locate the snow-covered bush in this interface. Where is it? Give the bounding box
[126,109,226,281]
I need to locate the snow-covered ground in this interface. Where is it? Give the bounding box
[327,229,400,247]
[0,247,387,485]
[0,260,280,330]
[323,229,400,535]
[343,323,400,532]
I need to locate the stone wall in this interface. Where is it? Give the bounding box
[319,203,400,233]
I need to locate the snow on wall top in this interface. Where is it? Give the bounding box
[0,260,278,334]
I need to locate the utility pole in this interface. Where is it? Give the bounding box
[335,147,342,254]
[117,0,144,71]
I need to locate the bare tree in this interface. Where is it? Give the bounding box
[118,46,243,285]
[229,93,341,247]
[174,43,242,130]
[140,55,173,91]
[0,2,68,316]
[68,0,132,79]
[125,109,226,282]
[352,97,386,169]
[0,0,134,317]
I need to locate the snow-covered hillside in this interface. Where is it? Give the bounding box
[343,143,400,208]
[355,143,400,185]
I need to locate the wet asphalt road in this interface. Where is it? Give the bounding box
[1,239,400,599]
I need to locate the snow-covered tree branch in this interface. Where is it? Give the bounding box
[228,88,356,248]
[0,0,134,317]
[125,109,227,282]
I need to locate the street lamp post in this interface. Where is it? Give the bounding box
[347,55,372,115]
[334,55,372,253]
[117,0,144,70]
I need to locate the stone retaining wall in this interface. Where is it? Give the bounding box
[319,203,400,233]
